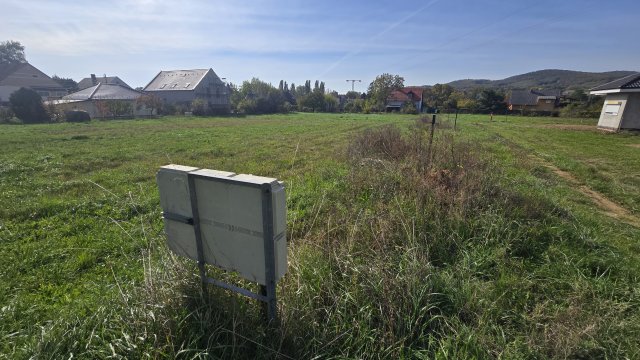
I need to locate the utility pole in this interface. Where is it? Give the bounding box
[346,79,361,92]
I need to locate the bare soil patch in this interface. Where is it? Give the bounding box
[538,160,640,228]
[627,144,640,149]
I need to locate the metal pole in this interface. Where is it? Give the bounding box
[346,80,361,92]
[426,114,436,167]
[454,109,458,130]
[261,184,277,323]
[187,174,208,296]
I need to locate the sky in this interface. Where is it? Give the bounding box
[1,0,639,93]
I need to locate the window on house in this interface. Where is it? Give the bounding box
[160,84,167,89]
[185,83,191,88]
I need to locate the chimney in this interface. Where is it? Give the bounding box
[91,74,97,85]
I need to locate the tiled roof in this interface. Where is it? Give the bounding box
[403,86,424,99]
[387,87,424,102]
[590,72,640,91]
[508,89,558,106]
[144,68,221,91]
[77,76,131,90]
[0,62,65,90]
[0,63,22,82]
[387,90,413,102]
[63,82,142,101]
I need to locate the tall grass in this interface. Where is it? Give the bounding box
[3,116,639,359]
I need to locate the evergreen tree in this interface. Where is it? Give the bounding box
[320,81,325,94]
[290,83,297,98]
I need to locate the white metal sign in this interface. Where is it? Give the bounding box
[156,164,287,320]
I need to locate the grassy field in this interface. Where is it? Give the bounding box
[1,113,638,359]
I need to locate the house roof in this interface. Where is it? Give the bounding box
[590,72,640,91]
[77,75,131,90]
[143,68,222,91]
[403,86,424,99]
[0,63,22,82]
[387,87,424,103]
[0,62,65,90]
[62,82,143,101]
[508,89,558,106]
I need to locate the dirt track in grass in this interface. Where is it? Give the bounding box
[539,160,640,228]
[539,124,597,131]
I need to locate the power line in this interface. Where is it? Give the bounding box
[346,79,361,91]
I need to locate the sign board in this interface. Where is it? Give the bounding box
[156,165,287,285]
[604,104,621,116]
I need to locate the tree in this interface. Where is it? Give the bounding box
[0,40,26,64]
[323,94,338,112]
[423,83,456,110]
[367,73,404,109]
[136,94,163,115]
[231,78,287,114]
[474,89,507,113]
[345,91,360,100]
[297,91,325,112]
[95,100,133,118]
[319,81,325,94]
[344,99,364,113]
[9,87,50,123]
[402,101,418,114]
[191,98,206,115]
[51,75,78,93]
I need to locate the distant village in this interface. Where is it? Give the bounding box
[1,60,639,131]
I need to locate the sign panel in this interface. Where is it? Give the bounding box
[604,104,621,115]
[157,165,287,285]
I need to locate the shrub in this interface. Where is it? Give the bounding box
[9,87,50,123]
[65,110,91,123]
[402,101,418,114]
[347,124,411,161]
[344,99,364,113]
[0,106,14,123]
[45,102,65,123]
[95,100,134,119]
[191,99,206,116]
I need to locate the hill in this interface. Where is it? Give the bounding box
[447,69,637,91]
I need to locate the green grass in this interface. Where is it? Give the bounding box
[1,113,639,359]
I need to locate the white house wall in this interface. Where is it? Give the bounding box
[55,100,154,119]
[621,93,640,130]
[146,70,229,109]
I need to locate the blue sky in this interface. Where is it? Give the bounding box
[1,0,638,93]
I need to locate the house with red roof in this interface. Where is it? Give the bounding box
[385,86,424,112]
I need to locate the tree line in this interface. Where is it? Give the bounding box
[0,39,605,123]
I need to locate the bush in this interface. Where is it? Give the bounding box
[9,87,50,123]
[402,101,418,114]
[191,99,206,116]
[0,106,14,123]
[65,110,91,123]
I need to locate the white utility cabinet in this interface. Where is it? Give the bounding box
[156,164,287,285]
